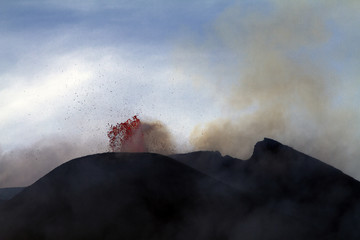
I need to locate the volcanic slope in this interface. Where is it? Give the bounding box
[172,138,360,239]
[0,139,360,239]
[0,187,24,201]
[0,152,254,240]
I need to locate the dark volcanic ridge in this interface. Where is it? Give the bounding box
[0,187,24,201]
[1,138,360,240]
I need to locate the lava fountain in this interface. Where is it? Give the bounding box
[107,115,145,152]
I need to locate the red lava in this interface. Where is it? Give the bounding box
[107,115,145,152]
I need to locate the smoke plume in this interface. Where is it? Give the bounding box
[107,116,175,155]
[186,2,360,178]
[116,121,175,155]
[141,121,175,155]
[0,136,106,188]
[0,119,175,188]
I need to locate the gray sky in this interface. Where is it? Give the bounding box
[1,0,360,185]
[0,0,234,151]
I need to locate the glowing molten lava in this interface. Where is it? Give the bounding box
[107,115,145,152]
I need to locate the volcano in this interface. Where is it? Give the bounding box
[0,138,360,239]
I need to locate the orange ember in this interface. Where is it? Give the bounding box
[107,115,145,152]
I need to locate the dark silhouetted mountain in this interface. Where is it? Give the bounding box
[0,187,25,201]
[1,138,360,239]
[0,152,253,240]
[172,138,360,239]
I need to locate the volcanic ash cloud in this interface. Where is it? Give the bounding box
[185,2,360,178]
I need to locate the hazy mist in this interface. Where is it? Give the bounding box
[186,2,360,178]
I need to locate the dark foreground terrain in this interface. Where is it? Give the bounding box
[0,138,359,239]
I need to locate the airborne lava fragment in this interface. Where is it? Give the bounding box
[107,115,144,152]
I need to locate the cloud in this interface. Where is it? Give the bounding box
[1,0,359,185]
[0,135,105,188]
[180,1,360,178]
[0,119,176,188]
